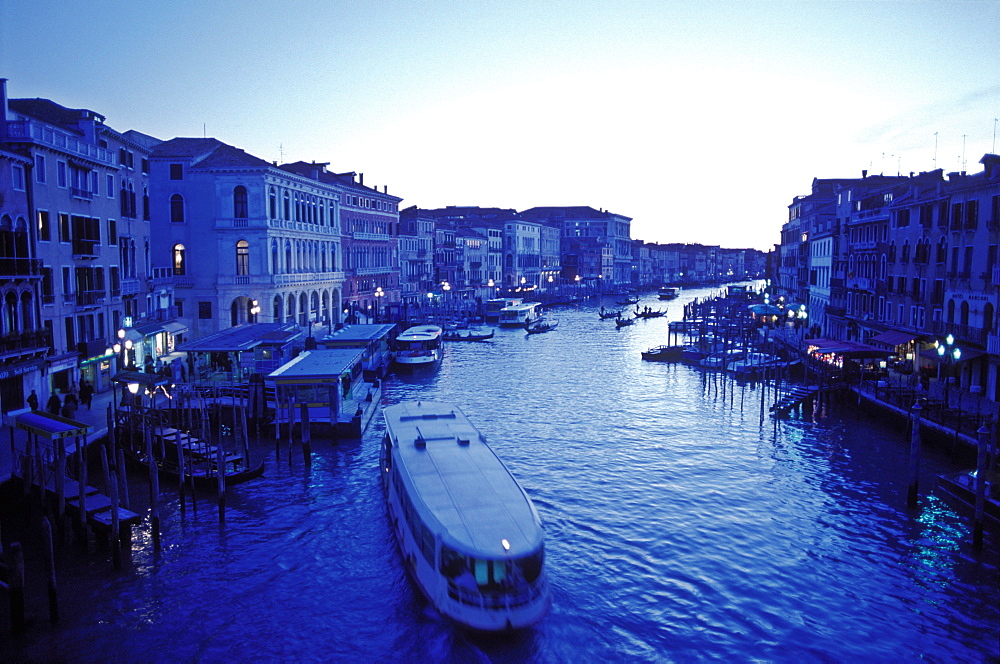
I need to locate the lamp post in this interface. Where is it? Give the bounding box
[937,333,961,408]
[249,299,261,323]
[374,286,384,323]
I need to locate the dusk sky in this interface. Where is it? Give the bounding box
[2,1,997,251]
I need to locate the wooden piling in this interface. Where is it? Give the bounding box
[116,446,130,510]
[145,427,161,552]
[907,402,922,507]
[973,425,989,548]
[41,516,58,623]
[7,541,25,634]
[76,438,87,542]
[300,403,312,467]
[109,469,121,569]
[175,428,186,509]
[216,438,226,523]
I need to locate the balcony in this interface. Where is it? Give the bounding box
[71,187,93,200]
[0,257,43,278]
[0,329,52,359]
[71,238,99,259]
[121,278,142,295]
[933,321,988,345]
[989,334,1000,356]
[75,289,105,308]
[1,119,115,166]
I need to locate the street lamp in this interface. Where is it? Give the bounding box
[937,334,962,408]
[250,299,261,322]
[374,286,384,323]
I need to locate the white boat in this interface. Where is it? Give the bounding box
[699,348,744,369]
[380,401,550,631]
[498,302,541,327]
[726,352,781,375]
[485,297,523,321]
[391,325,443,368]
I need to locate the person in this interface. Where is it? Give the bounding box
[46,391,61,415]
[79,379,94,409]
[26,389,39,410]
[61,392,78,419]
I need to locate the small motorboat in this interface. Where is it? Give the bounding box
[641,345,685,362]
[442,329,494,341]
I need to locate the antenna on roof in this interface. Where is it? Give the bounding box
[203,123,206,138]
[961,134,967,172]
[933,132,938,169]
[279,143,285,163]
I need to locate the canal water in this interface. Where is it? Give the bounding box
[3,286,998,662]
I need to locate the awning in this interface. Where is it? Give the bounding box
[10,410,91,440]
[111,370,169,389]
[919,347,987,363]
[134,322,166,337]
[162,321,189,335]
[869,329,918,349]
[807,338,893,359]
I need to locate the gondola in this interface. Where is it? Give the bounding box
[525,316,559,334]
[615,316,635,328]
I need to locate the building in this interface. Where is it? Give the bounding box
[148,140,347,339]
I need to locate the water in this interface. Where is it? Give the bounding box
[4,286,999,662]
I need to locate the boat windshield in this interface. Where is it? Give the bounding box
[439,543,543,592]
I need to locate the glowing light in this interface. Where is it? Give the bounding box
[501,538,510,551]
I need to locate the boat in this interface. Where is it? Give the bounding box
[120,422,265,489]
[525,316,558,334]
[658,286,679,300]
[641,345,685,362]
[485,297,523,321]
[598,307,621,320]
[699,349,745,369]
[615,316,635,328]
[498,302,542,327]
[616,297,639,306]
[380,401,551,631]
[634,307,666,318]
[936,469,1000,531]
[392,325,443,368]
[443,329,495,341]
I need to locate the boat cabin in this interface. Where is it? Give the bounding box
[485,297,523,321]
[498,302,541,326]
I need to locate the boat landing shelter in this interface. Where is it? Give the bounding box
[318,323,397,380]
[267,348,379,438]
[178,323,302,381]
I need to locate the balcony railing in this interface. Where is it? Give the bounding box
[71,187,93,200]
[933,321,988,345]
[71,239,99,258]
[2,119,115,166]
[75,290,105,307]
[0,329,52,357]
[121,278,141,295]
[989,334,1000,356]
[0,257,43,278]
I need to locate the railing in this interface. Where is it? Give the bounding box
[989,334,1000,356]
[71,239,99,258]
[932,321,988,345]
[0,329,52,356]
[121,278,142,295]
[0,257,43,277]
[2,119,115,166]
[173,276,195,288]
[75,290,105,307]
[71,187,93,200]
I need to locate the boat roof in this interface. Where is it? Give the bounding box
[384,401,543,558]
[500,302,539,310]
[397,325,442,341]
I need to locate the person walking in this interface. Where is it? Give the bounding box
[79,379,94,409]
[26,389,39,410]
[46,391,61,415]
[61,392,78,420]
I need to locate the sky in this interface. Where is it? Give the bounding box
[2,1,998,251]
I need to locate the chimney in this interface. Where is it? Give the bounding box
[861,169,867,179]
[359,172,364,186]
[383,185,387,194]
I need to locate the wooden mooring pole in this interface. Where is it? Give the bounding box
[42,516,58,623]
[907,402,922,508]
[973,425,989,548]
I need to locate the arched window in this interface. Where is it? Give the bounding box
[173,244,186,275]
[170,194,185,223]
[285,241,293,272]
[271,239,279,274]
[19,291,32,331]
[960,300,970,326]
[143,185,150,220]
[947,299,956,323]
[269,187,277,219]
[236,240,250,276]
[984,302,995,334]
[234,186,248,219]
[283,191,290,220]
